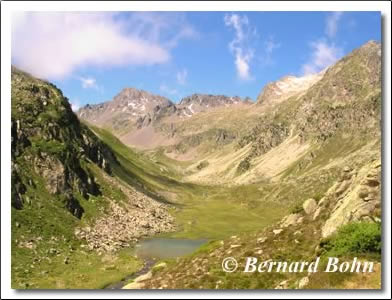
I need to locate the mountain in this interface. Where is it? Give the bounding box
[11,67,116,218]
[11,40,382,289]
[78,87,175,131]
[256,71,325,106]
[78,90,253,149]
[121,40,382,290]
[176,94,252,117]
[11,67,175,288]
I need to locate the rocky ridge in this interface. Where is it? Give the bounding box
[176,94,252,118]
[257,71,325,106]
[11,67,175,249]
[78,88,175,131]
[11,67,116,218]
[78,91,252,131]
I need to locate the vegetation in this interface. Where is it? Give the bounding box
[319,222,381,258]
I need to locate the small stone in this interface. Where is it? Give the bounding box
[358,186,369,199]
[273,229,283,235]
[275,280,289,289]
[257,237,267,244]
[298,276,309,289]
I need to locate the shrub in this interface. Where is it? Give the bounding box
[319,221,381,257]
[196,160,209,170]
[236,159,251,175]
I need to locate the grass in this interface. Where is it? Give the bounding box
[90,125,290,240]
[12,123,294,289]
[319,222,381,258]
[11,159,143,289]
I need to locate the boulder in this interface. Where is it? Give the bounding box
[303,198,317,215]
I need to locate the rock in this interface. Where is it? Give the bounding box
[273,229,283,235]
[298,276,309,289]
[230,244,241,249]
[303,198,317,215]
[280,213,302,228]
[255,249,263,255]
[358,186,369,199]
[312,207,322,220]
[153,262,167,270]
[257,237,267,244]
[123,281,144,289]
[63,257,70,264]
[364,178,380,187]
[134,271,152,283]
[335,180,351,197]
[275,280,289,289]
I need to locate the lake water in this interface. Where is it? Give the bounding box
[134,238,208,259]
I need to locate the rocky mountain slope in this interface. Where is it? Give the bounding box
[256,71,325,106]
[78,89,252,149]
[11,67,175,288]
[12,67,115,218]
[78,88,175,132]
[176,94,252,117]
[11,40,382,290]
[116,40,382,289]
[179,40,381,185]
[140,159,381,289]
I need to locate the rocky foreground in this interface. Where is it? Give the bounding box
[140,158,381,289]
[74,173,175,253]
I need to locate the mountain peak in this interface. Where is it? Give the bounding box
[257,71,325,106]
[176,93,251,117]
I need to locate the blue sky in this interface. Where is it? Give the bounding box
[11,11,381,109]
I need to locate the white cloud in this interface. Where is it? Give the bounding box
[11,12,196,79]
[265,37,280,55]
[176,69,188,85]
[263,36,281,65]
[301,12,345,75]
[160,83,178,96]
[78,76,98,89]
[302,40,343,75]
[325,12,343,38]
[224,14,256,81]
